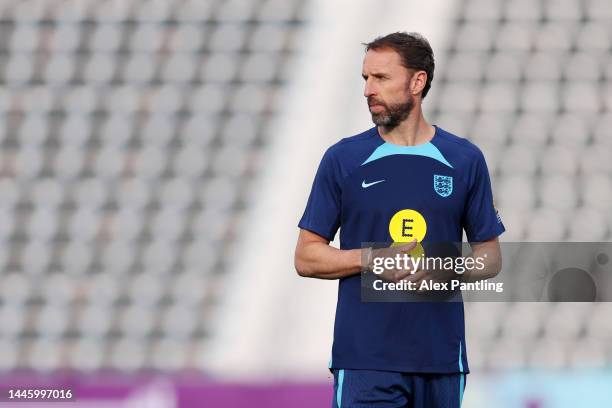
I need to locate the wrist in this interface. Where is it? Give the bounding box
[460,265,475,282]
[363,247,373,272]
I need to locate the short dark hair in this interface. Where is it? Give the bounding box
[363,32,435,98]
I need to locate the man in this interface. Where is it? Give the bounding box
[295,32,504,407]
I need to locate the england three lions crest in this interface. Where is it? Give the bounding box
[433,174,453,197]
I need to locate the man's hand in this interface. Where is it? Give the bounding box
[366,239,419,283]
[402,237,503,291]
[402,261,458,292]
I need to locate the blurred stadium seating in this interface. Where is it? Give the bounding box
[0,0,309,373]
[0,1,611,405]
[429,0,612,372]
[431,0,612,243]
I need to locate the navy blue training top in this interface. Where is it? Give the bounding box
[298,125,505,374]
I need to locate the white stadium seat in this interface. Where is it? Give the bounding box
[463,0,503,21]
[495,22,536,51]
[504,0,542,21]
[534,22,578,52]
[544,0,584,21]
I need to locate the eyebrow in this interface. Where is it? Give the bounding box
[362,72,388,79]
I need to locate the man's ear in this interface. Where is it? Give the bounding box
[410,70,427,96]
[408,70,427,95]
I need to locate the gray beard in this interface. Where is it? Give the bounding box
[370,97,415,131]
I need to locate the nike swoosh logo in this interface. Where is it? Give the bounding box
[362,179,385,188]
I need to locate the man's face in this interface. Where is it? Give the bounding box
[362,48,415,129]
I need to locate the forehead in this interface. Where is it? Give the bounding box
[362,48,406,74]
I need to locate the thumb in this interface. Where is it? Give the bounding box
[396,238,418,252]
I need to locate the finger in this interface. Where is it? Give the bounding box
[399,267,427,283]
[409,276,426,292]
[394,238,418,253]
[394,269,413,282]
[414,277,435,292]
[393,259,419,281]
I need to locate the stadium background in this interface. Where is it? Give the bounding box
[0,0,610,406]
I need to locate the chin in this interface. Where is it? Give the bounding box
[372,115,389,125]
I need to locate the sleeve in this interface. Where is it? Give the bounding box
[298,147,342,241]
[462,150,505,242]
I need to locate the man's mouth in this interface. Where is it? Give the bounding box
[368,99,385,108]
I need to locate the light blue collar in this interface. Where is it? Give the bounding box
[362,127,453,168]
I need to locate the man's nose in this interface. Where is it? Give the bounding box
[364,81,376,98]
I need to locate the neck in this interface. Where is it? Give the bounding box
[378,106,435,146]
